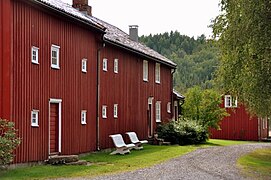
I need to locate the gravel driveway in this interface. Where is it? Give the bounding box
[75,143,271,180]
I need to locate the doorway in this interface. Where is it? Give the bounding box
[49,99,62,155]
[147,97,153,137]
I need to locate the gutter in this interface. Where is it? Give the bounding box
[171,69,176,120]
[96,38,105,151]
[104,39,177,69]
[31,0,106,33]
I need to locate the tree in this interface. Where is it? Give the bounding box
[183,86,228,130]
[0,118,21,166]
[212,0,271,117]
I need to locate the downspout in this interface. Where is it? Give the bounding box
[96,37,105,151]
[171,68,176,120]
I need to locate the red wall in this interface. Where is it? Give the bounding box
[210,104,259,141]
[0,0,12,120]
[99,45,173,148]
[11,0,100,163]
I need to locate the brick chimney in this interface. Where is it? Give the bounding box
[129,25,139,42]
[72,0,92,16]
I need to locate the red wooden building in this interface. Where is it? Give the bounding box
[0,0,177,163]
[210,95,271,141]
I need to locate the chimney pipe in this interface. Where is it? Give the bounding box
[72,0,92,16]
[129,25,139,42]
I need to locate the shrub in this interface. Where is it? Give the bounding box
[0,118,21,166]
[157,119,208,145]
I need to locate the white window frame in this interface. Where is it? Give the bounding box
[31,46,39,64]
[167,102,171,113]
[31,110,39,127]
[51,44,60,69]
[82,58,87,73]
[143,60,148,81]
[114,58,118,73]
[224,95,238,108]
[155,63,161,83]
[224,95,231,108]
[102,105,107,118]
[81,110,87,125]
[103,58,108,71]
[156,101,161,122]
[114,104,118,118]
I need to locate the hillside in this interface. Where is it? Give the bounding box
[140,31,219,93]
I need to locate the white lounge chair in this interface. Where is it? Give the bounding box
[109,134,135,155]
[126,132,148,150]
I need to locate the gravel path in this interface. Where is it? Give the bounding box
[74,143,271,180]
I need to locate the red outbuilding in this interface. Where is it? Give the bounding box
[0,0,177,164]
[210,95,271,141]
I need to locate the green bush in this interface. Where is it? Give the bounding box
[0,118,21,166]
[157,119,208,145]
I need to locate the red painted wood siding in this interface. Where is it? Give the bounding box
[99,45,173,148]
[210,103,259,141]
[11,0,100,163]
[0,0,12,120]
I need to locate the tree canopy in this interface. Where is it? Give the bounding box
[212,0,271,117]
[140,31,219,93]
[182,86,228,130]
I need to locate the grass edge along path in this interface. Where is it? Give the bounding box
[237,147,271,179]
[0,139,253,180]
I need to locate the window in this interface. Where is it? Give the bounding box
[155,63,160,83]
[167,102,171,113]
[143,60,148,81]
[224,95,238,108]
[31,110,39,127]
[81,110,87,125]
[31,46,39,64]
[51,45,60,69]
[82,58,87,73]
[102,105,107,118]
[114,58,118,73]
[103,58,107,71]
[156,101,161,122]
[114,104,118,118]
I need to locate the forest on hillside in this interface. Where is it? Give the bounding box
[140,31,219,93]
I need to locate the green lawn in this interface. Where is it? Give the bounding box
[238,148,271,179]
[0,139,254,180]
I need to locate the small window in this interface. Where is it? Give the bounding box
[224,95,238,108]
[102,105,107,118]
[114,104,118,118]
[103,58,108,71]
[82,58,87,73]
[31,46,39,64]
[155,63,160,83]
[31,110,39,127]
[51,44,60,69]
[81,110,87,125]
[114,58,118,73]
[167,102,171,113]
[143,60,148,81]
[156,101,161,122]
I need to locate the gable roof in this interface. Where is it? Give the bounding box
[91,17,176,68]
[33,0,105,32]
[34,0,176,68]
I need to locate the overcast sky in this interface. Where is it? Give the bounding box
[62,0,221,38]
